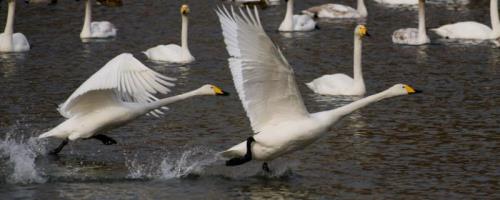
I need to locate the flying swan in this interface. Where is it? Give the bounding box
[80,0,117,39]
[39,53,228,154]
[431,0,500,40]
[302,0,367,19]
[306,25,368,96]
[143,4,194,63]
[216,6,421,171]
[279,0,317,32]
[0,0,30,52]
[392,0,430,45]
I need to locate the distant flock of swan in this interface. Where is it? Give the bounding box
[0,0,494,172]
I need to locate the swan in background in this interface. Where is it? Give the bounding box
[80,0,117,39]
[216,6,421,171]
[392,0,430,45]
[24,0,57,5]
[374,0,417,5]
[279,0,317,32]
[302,0,367,19]
[0,0,30,52]
[143,4,194,63]
[39,53,228,154]
[431,0,500,40]
[306,25,368,96]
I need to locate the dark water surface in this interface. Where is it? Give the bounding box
[0,0,499,199]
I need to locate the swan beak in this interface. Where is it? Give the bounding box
[181,4,190,15]
[365,32,371,37]
[404,85,422,94]
[213,86,230,96]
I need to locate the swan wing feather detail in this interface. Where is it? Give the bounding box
[432,21,493,39]
[58,53,176,118]
[216,6,309,132]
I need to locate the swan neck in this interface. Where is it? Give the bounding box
[4,0,15,35]
[324,90,390,122]
[280,0,294,31]
[491,0,500,32]
[418,0,427,40]
[357,0,367,17]
[145,90,200,111]
[82,0,92,35]
[181,15,189,51]
[353,35,364,89]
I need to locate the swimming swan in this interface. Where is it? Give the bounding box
[143,4,194,63]
[302,0,367,19]
[392,0,430,45]
[279,0,317,32]
[39,53,228,154]
[306,25,368,96]
[374,0,417,5]
[80,0,117,39]
[216,6,421,171]
[431,0,500,40]
[0,0,30,52]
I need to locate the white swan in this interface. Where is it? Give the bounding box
[0,0,29,53]
[374,0,417,5]
[80,0,117,39]
[392,0,430,45]
[38,53,228,154]
[279,0,317,32]
[306,25,368,96]
[431,0,500,40]
[216,6,421,171]
[143,4,194,63]
[301,0,367,19]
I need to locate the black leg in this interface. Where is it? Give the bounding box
[226,137,255,166]
[49,139,68,155]
[262,162,271,173]
[91,134,117,145]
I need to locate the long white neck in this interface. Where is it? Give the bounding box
[181,14,189,51]
[144,89,202,112]
[417,0,428,41]
[4,0,15,36]
[491,0,500,34]
[81,0,92,37]
[357,0,367,18]
[279,0,294,31]
[353,34,365,93]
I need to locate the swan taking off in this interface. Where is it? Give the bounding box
[279,0,317,32]
[39,53,228,154]
[306,25,368,96]
[431,0,500,40]
[302,0,367,19]
[0,0,30,52]
[392,0,430,45]
[216,6,421,171]
[80,0,117,39]
[143,4,194,63]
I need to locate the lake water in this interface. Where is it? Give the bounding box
[0,0,498,199]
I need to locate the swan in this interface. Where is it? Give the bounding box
[301,0,367,19]
[0,0,30,53]
[431,0,500,40]
[80,0,117,39]
[24,0,57,5]
[279,0,317,32]
[38,53,228,154]
[143,4,194,63]
[306,25,368,96]
[374,0,417,5]
[392,0,430,45]
[215,6,421,171]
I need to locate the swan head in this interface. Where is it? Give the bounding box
[355,25,370,38]
[181,4,190,15]
[198,84,229,96]
[387,84,422,96]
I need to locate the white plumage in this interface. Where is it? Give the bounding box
[392,0,430,45]
[374,0,417,5]
[302,0,367,19]
[279,0,316,32]
[80,0,117,39]
[0,0,30,52]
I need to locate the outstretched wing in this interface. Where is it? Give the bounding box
[216,6,309,133]
[58,53,176,118]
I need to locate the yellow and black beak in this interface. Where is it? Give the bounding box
[213,86,230,96]
[404,84,422,94]
[181,4,190,15]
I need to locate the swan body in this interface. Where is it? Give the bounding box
[216,7,420,164]
[307,25,368,96]
[374,0,417,5]
[0,0,30,52]
[302,0,367,19]
[39,53,227,153]
[392,0,430,45]
[144,4,194,63]
[431,0,500,40]
[80,0,117,39]
[279,0,317,32]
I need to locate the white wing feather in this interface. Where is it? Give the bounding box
[216,6,309,133]
[58,53,175,118]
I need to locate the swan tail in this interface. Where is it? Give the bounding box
[305,82,315,91]
[38,130,56,139]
